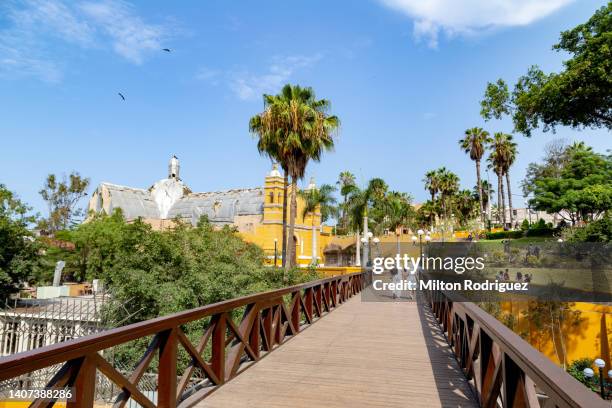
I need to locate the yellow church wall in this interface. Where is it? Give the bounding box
[238,171,336,267]
[500,300,612,373]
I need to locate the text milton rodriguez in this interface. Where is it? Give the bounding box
[373,279,530,293]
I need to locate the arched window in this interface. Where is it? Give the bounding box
[269,192,274,203]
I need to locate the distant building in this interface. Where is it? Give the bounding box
[0,296,104,357]
[88,157,335,266]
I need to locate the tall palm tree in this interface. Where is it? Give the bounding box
[337,171,357,231]
[299,184,338,264]
[488,133,508,227]
[437,168,459,221]
[473,180,494,216]
[459,127,491,225]
[500,134,518,228]
[423,170,442,226]
[250,84,339,269]
[250,98,290,268]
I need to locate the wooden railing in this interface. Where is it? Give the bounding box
[423,283,608,408]
[0,272,368,407]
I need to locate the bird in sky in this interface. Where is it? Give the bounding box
[118,92,125,101]
[162,48,171,52]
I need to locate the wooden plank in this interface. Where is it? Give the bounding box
[195,293,478,408]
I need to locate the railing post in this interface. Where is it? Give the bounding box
[68,355,96,408]
[158,328,178,408]
[291,292,300,333]
[305,288,314,321]
[249,310,260,359]
[211,314,226,384]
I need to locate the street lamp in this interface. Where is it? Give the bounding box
[274,238,278,267]
[373,237,380,258]
[557,238,563,243]
[417,229,424,259]
[595,358,606,398]
[361,234,377,266]
[411,235,417,246]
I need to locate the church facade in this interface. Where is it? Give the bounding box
[87,157,335,266]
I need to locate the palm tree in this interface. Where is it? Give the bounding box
[299,184,338,264]
[345,178,389,265]
[337,171,357,231]
[501,134,518,228]
[473,180,494,217]
[488,133,507,227]
[454,189,478,226]
[459,127,491,225]
[249,85,339,269]
[383,192,414,257]
[437,168,459,221]
[438,169,459,239]
[423,170,442,226]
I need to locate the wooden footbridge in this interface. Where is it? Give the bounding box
[0,272,606,407]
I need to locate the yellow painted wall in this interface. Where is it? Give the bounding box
[238,172,335,267]
[500,301,612,373]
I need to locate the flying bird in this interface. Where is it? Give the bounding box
[118,92,125,101]
[162,48,171,52]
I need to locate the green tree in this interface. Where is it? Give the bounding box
[500,134,518,228]
[521,139,570,196]
[487,134,509,226]
[337,171,357,231]
[249,84,339,269]
[39,172,90,232]
[459,127,491,224]
[437,167,459,226]
[531,145,612,224]
[382,191,414,255]
[473,180,494,214]
[423,169,442,226]
[453,189,478,227]
[0,185,41,300]
[345,178,388,235]
[480,3,612,136]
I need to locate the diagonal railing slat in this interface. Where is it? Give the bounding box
[0,272,367,407]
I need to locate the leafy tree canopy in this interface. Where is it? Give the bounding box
[481,3,612,136]
[0,185,41,299]
[530,144,612,223]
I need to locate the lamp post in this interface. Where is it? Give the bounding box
[417,229,424,259]
[595,358,606,398]
[373,237,380,258]
[361,231,374,267]
[411,235,417,246]
[274,238,278,267]
[584,367,594,389]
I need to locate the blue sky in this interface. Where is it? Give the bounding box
[1,0,610,216]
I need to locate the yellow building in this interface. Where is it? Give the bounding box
[87,156,335,267]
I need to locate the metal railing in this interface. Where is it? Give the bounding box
[0,272,367,407]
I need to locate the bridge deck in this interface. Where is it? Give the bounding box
[197,292,478,408]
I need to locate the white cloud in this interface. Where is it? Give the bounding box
[79,0,165,64]
[197,54,323,101]
[0,0,169,81]
[378,0,574,47]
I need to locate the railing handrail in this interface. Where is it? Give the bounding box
[456,301,606,407]
[0,271,363,381]
[423,272,607,408]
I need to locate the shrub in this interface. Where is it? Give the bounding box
[520,219,530,231]
[567,358,598,391]
[485,230,524,240]
[525,255,540,266]
[525,227,555,237]
[567,216,612,242]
